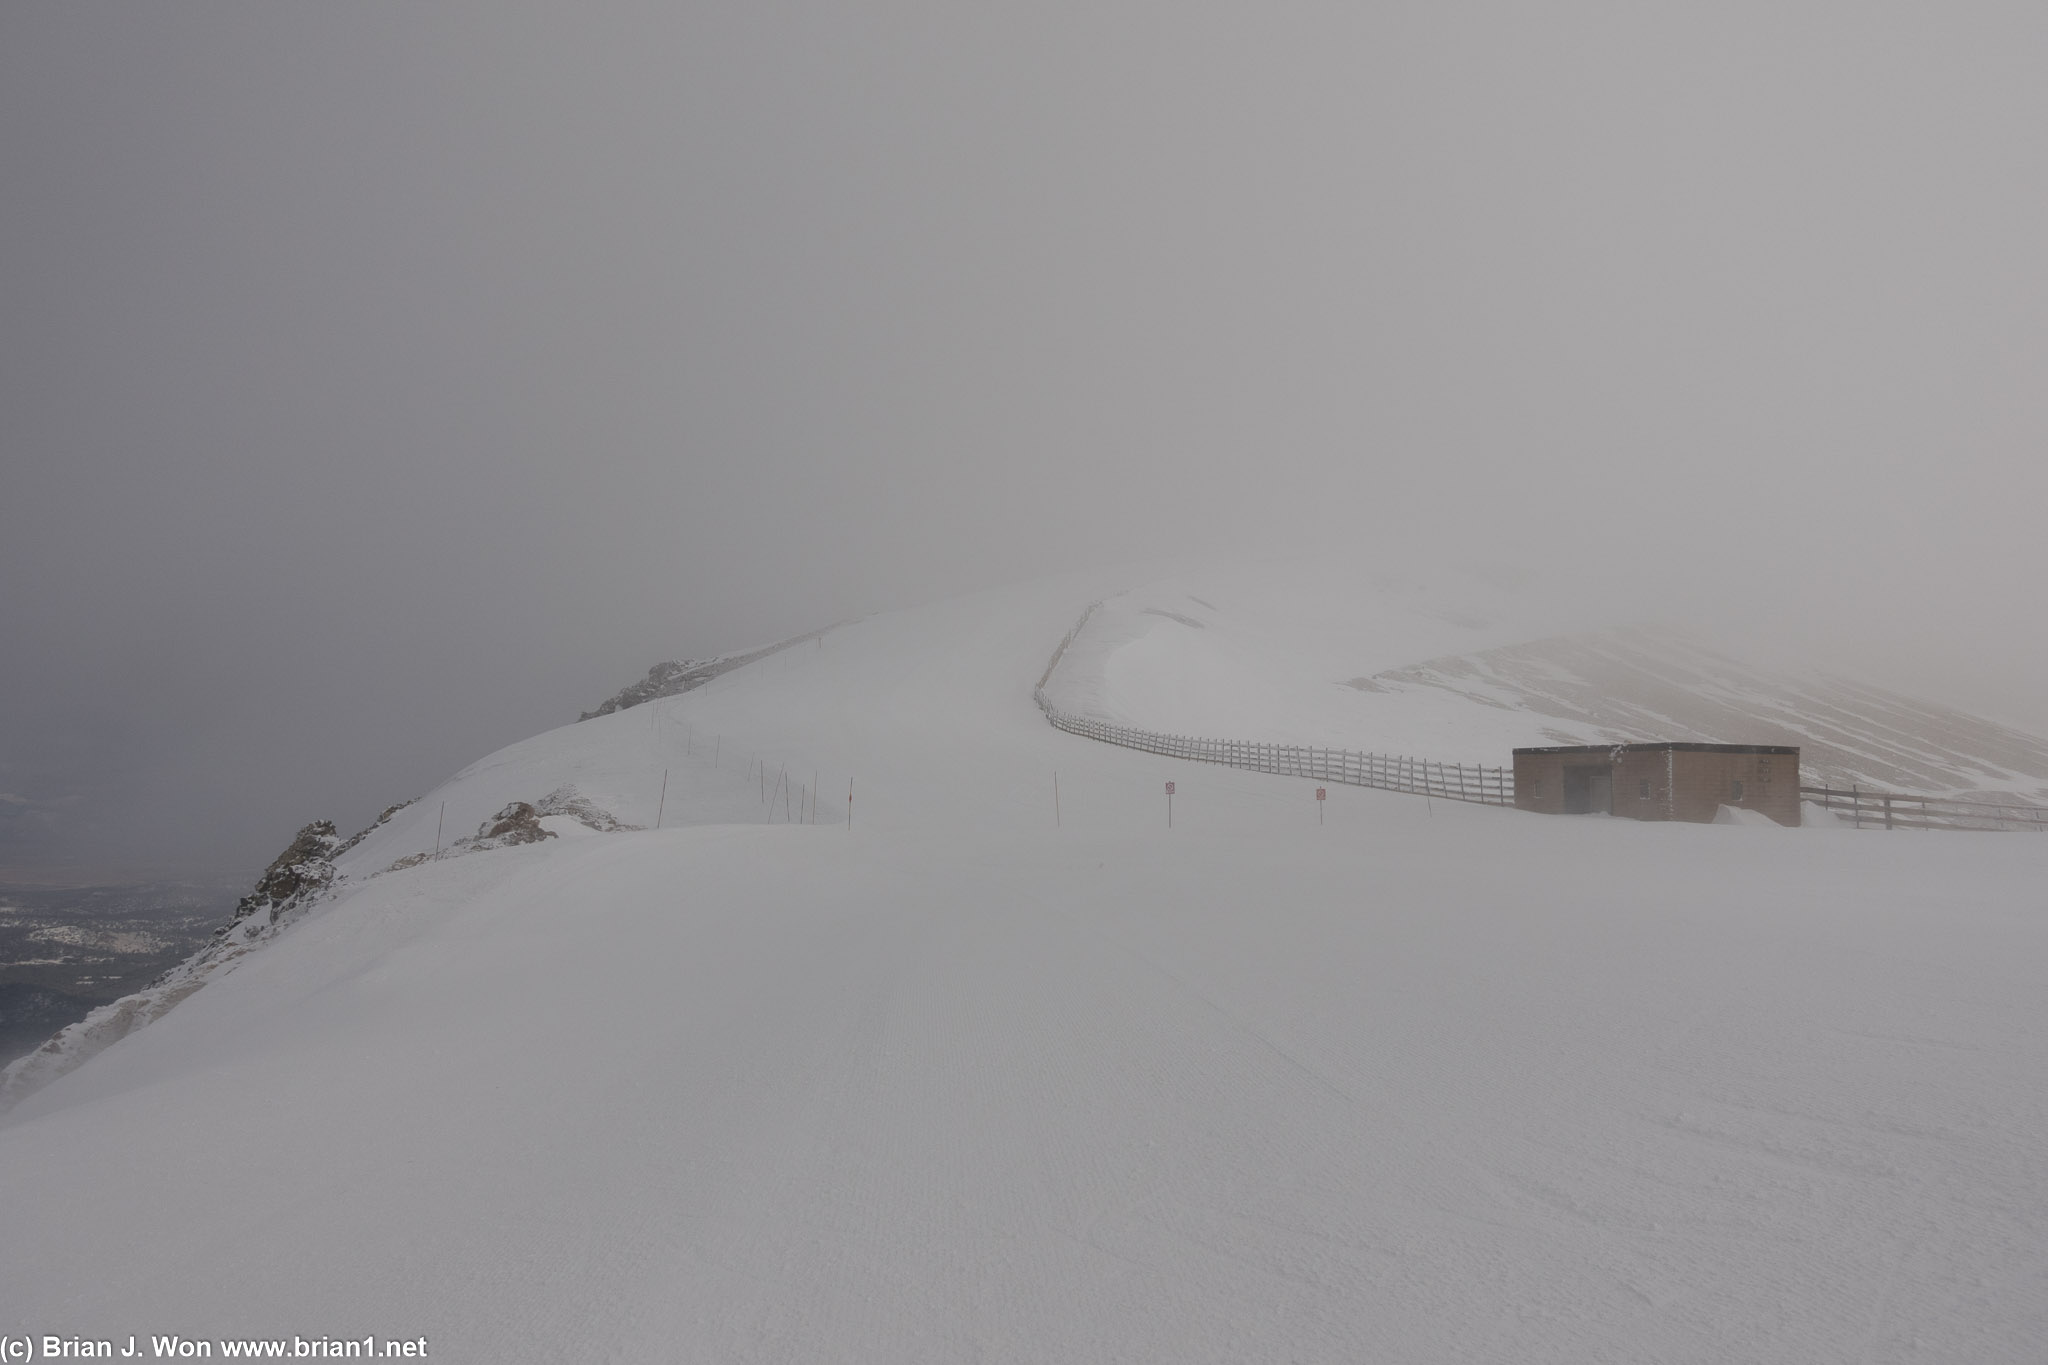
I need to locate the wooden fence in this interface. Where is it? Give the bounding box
[1801,786,2048,832]
[1033,605,2048,828]
[1033,602,1513,807]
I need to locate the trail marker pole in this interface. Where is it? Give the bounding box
[1166,780,1175,828]
[848,778,854,830]
[1317,787,1326,825]
[657,769,669,828]
[434,802,446,860]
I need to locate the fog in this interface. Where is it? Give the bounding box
[4,2,2044,881]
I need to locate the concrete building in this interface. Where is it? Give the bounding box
[1513,743,1800,825]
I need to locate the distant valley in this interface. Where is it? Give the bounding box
[0,882,232,1067]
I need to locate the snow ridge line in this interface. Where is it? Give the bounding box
[1032,605,1515,807]
[1035,599,1103,693]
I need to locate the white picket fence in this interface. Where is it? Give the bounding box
[1033,602,1514,807]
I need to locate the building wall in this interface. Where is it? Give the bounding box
[1612,748,1672,819]
[1515,746,1800,825]
[1513,751,1574,814]
[1664,749,1799,825]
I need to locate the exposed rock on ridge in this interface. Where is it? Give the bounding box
[382,786,634,872]
[475,801,554,848]
[221,820,343,932]
[578,629,829,720]
[0,799,414,1118]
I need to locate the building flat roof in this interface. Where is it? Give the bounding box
[1513,743,1800,756]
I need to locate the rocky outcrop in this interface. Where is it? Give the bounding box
[474,801,555,849]
[533,785,636,833]
[381,787,635,872]
[220,821,344,932]
[0,780,639,1118]
[0,803,410,1119]
[578,629,830,720]
[580,660,715,720]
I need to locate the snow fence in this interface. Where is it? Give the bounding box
[1034,601,1514,807]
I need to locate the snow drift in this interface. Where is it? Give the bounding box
[2,564,2043,1363]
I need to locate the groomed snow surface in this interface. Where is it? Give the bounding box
[4,567,2045,1362]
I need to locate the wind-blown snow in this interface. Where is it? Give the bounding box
[1047,573,2048,805]
[2,567,2044,1362]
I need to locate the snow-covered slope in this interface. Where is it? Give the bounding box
[1051,568,2048,801]
[1362,626,2048,801]
[3,566,2045,1363]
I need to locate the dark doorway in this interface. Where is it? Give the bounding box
[1562,765,1613,814]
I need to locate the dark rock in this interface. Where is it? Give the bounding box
[227,821,344,927]
[477,802,555,846]
[577,629,828,721]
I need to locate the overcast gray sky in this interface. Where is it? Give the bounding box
[4,2,2044,881]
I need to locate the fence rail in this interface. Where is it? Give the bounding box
[1034,606,2048,828]
[1802,785,2048,832]
[1034,602,1513,807]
